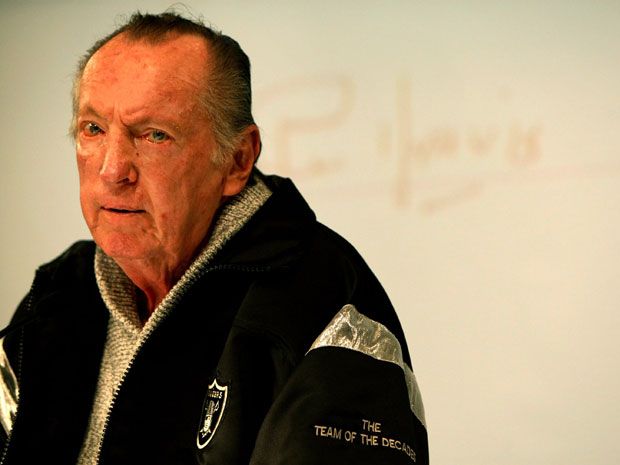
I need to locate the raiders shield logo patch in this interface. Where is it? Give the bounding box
[196,379,229,449]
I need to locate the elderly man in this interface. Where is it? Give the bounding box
[0,12,428,465]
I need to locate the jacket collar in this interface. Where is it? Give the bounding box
[213,172,318,269]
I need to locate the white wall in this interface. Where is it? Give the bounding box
[1,1,619,463]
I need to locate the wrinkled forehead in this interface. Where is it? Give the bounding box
[80,32,212,102]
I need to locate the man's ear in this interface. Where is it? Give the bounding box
[222,124,261,197]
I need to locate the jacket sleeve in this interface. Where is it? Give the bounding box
[0,338,20,450]
[0,291,29,451]
[249,305,428,465]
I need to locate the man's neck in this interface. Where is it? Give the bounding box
[112,252,195,314]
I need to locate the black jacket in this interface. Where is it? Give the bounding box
[1,175,428,464]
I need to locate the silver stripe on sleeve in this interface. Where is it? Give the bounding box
[308,304,426,428]
[0,338,19,435]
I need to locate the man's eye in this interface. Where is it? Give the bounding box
[145,130,170,144]
[84,122,103,136]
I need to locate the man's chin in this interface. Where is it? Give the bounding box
[93,234,151,262]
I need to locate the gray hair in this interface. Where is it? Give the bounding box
[71,11,256,164]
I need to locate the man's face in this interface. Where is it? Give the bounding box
[76,34,234,274]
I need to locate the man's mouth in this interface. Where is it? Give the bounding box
[102,207,146,214]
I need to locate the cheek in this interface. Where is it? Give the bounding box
[154,177,222,239]
[78,186,95,225]
[76,152,100,222]
[76,147,99,182]
[77,157,94,197]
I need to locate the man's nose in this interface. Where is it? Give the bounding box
[99,133,138,184]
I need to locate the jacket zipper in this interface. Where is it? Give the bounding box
[93,263,270,465]
[0,269,40,465]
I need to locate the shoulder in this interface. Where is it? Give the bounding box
[27,240,98,298]
[8,241,97,328]
[232,219,396,354]
[37,240,96,277]
[232,175,408,364]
